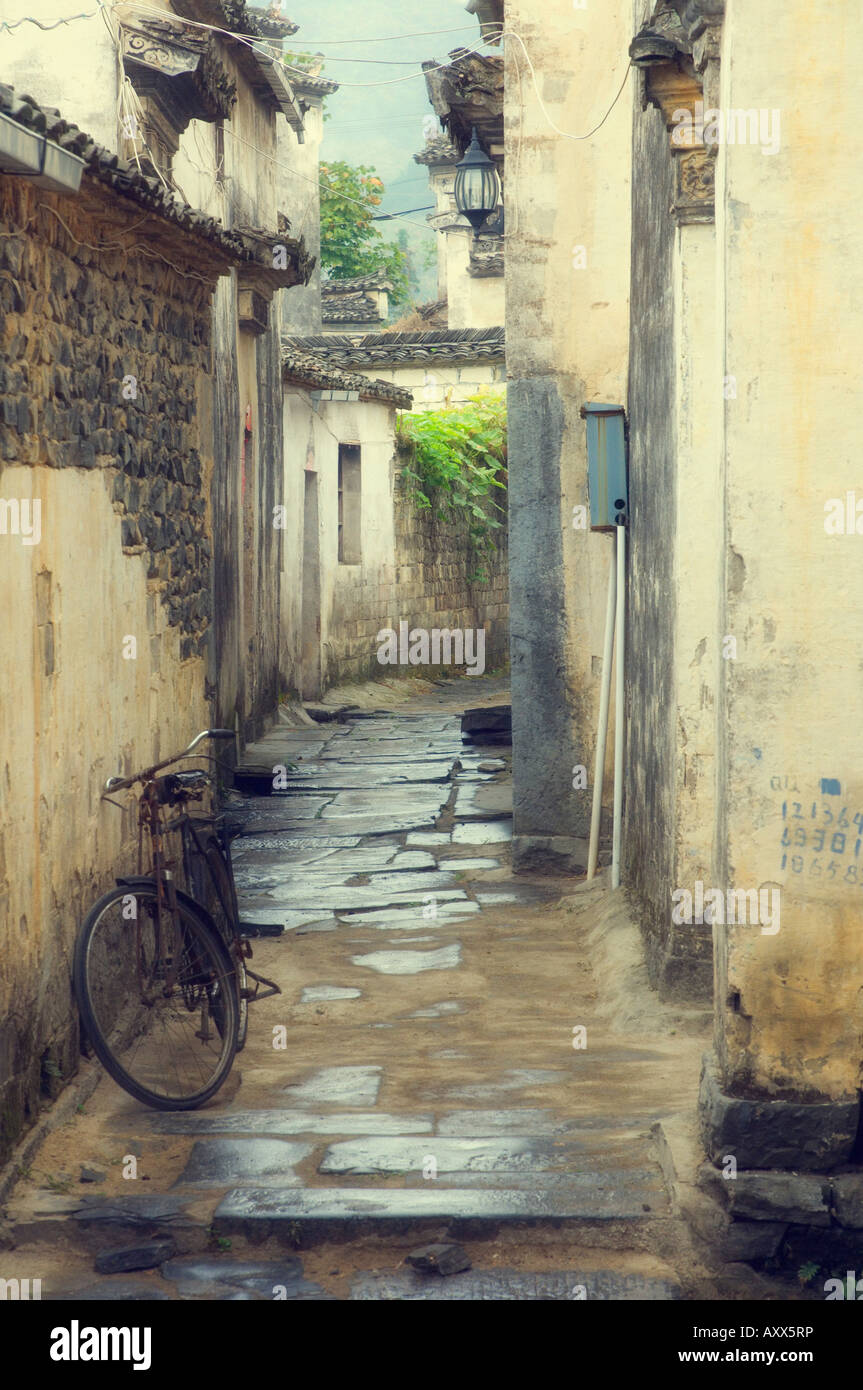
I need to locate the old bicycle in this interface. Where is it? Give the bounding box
[73,729,281,1110]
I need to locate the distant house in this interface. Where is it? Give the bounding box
[283,327,505,413]
[321,270,393,334]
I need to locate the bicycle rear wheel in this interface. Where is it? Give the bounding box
[74,884,239,1110]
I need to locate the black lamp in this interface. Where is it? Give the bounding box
[454,127,501,238]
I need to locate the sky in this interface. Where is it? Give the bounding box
[280,0,487,291]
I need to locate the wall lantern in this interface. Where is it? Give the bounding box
[454,127,501,238]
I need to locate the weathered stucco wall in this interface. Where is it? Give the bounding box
[714,0,863,1104]
[362,362,505,412]
[505,0,632,872]
[0,178,217,1164]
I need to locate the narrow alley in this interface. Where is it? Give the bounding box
[2,678,717,1301]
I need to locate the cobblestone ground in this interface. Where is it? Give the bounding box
[2,677,733,1301]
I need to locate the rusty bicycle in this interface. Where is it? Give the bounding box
[73,729,280,1110]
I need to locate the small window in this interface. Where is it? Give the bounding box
[338,444,361,564]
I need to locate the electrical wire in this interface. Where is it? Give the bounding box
[223,125,438,237]
[503,30,632,142]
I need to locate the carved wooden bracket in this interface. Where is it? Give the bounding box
[631,2,722,225]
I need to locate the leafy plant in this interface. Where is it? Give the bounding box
[318,160,412,306]
[797,1260,820,1287]
[397,394,507,578]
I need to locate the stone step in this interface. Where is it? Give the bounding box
[212,1178,673,1247]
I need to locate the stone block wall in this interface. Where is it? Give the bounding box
[0,176,220,1167]
[325,477,509,687]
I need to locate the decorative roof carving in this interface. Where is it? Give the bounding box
[422,50,504,157]
[121,18,237,132]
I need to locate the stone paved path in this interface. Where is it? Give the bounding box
[3,677,714,1300]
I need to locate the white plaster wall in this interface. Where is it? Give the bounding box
[0,464,208,1043]
[716,0,863,1099]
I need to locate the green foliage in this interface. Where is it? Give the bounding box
[319,160,412,307]
[397,394,507,578]
[797,1261,820,1287]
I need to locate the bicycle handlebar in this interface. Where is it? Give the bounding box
[103,728,236,794]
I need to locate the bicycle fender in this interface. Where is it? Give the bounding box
[114,877,222,938]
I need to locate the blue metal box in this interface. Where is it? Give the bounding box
[581,403,628,531]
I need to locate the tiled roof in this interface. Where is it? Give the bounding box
[285,326,505,367]
[413,136,459,166]
[174,0,293,40]
[322,295,382,325]
[282,347,413,408]
[289,71,340,97]
[322,271,394,294]
[0,84,312,281]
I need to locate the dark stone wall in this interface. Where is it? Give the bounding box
[507,377,582,841]
[325,469,509,689]
[0,176,222,1167]
[624,91,710,995]
[0,180,214,652]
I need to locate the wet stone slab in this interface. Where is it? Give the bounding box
[475,885,559,906]
[452,821,513,845]
[283,1065,382,1107]
[230,835,361,855]
[150,1111,433,1137]
[350,944,462,975]
[300,985,362,1003]
[215,1185,663,1230]
[437,1109,575,1137]
[275,762,454,790]
[317,1136,623,1176]
[432,1069,566,1102]
[174,1139,313,1187]
[437,858,500,871]
[336,903,478,929]
[350,1269,679,1301]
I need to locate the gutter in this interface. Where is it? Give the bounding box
[0,111,86,193]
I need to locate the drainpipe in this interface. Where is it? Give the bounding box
[612,523,626,889]
[587,542,616,880]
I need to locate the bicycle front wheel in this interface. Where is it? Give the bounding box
[74,884,239,1110]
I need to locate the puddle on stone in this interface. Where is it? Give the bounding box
[283,1065,382,1107]
[351,944,462,975]
[452,821,513,845]
[406,832,452,847]
[438,1069,565,1102]
[437,858,500,872]
[407,1000,463,1019]
[300,986,362,1003]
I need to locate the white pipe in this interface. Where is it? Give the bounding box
[612,524,626,888]
[587,540,616,880]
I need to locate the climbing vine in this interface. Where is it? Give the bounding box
[396,395,507,576]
